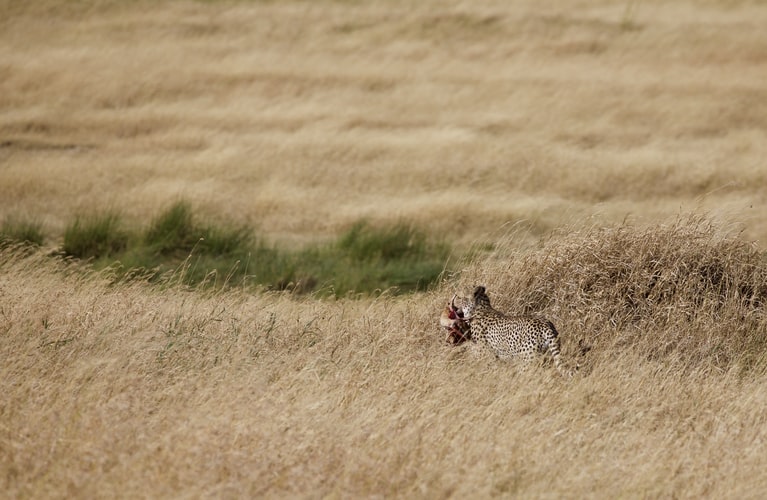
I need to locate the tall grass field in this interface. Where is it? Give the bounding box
[2,0,767,497]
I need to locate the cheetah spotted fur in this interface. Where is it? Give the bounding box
[462,285,575,377]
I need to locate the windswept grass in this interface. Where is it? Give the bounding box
[2,0,767,496]
[2,0,766,245]
[2,218,767,498]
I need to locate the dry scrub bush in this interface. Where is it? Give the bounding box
[459,217,767,371]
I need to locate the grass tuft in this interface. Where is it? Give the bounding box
[144,201,198,256]
[0,216,45,247]
[142,200,254,257]
[63,212,128,259]
[199,225,253,257]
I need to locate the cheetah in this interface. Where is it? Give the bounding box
[461,285,576,377]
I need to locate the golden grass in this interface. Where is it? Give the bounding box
[3,219,767,497]
[1,0,767,246]
[3,0,767,497]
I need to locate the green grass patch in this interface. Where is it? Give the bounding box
[0,216,45,247]
[110,201,264,287]
[256,221,450,296]
[339,221,435,262]
[63,212,128,259]
[59,202,455,296]
[144,200,199,256]
[326,221,449,294]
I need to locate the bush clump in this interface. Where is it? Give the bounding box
[460,216,767,369]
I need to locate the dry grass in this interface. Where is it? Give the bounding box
[460,216,767,371]
[3,0,767,498]
[3,219,767,498]
[1,0,767,246]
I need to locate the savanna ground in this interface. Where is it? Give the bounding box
[2,0,767,497]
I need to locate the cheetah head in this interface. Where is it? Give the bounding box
[462,285,491,319]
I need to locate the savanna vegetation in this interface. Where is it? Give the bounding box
[3,201,450,294]
[2,0,767,498]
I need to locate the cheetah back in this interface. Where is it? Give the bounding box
[464,286,571,375]
[470,308,558,362]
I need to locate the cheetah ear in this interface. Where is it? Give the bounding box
[473,285,486,298]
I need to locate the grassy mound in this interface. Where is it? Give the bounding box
[459,217,767,370]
